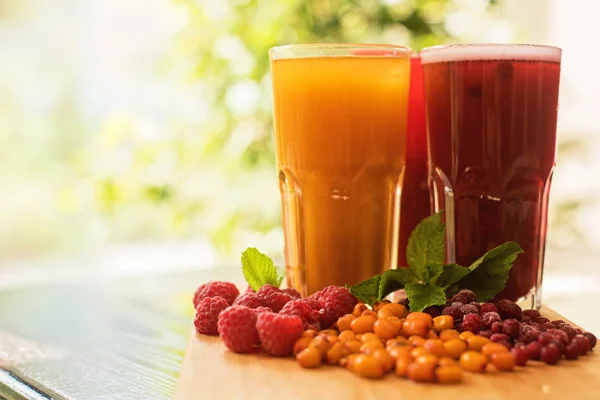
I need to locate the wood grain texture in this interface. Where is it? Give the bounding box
[175,307,600,400]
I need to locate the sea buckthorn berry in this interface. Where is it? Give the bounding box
[351,315,376,334]
[386,337,409,348]
[341,353,359,369]
[326,342,345,365]
[444,339,467,359]
[482,343,509,357]
[411,347,428,359]
[387,316,403,331]
[406,312,433,327]
[355,334,363,341]
[324,335,338,346]
[371,349,394,372]
[388,345,412,361]
[395,354,412,377]
[438,357,457,367]
[428,330,439,339]
[374,319,400,340]
[459,351,488,373]
[338,330,356,342]
[361,332,381,343]
[433,315,454,332]
[336,314,356,331]
[424,339,448,357]
[407,362,436,382]
[408,335,427,347]
[467,335,491,351]
[349,354,385,378]
[310,336,330,355]
[372,300,390,313]
[319,329,338,336]
[293,337,312,356]
[435,365,462,384]
[458,331,474,341]
[415,353,440,367]
[491,352,515,371]
[303,330,318,338]
[352,303,369,317]
[377,303,407,319]
[439,329,460,342]
[360,340,384,354]
[403,320,430,338]
[362,310,377,317]
[296,347,322,368]
[345,340,362,354]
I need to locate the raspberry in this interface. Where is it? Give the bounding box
[423,305,442,318]
[461,303,479,317]
[462,313,483,333]
[233,293,263,309]
[520,326,540,343]
[480,303,498,314]
[256,312,304,356]
[482,312,501,327]
[502,319,520,338]
[584,332,597,349]
[282,288,302,298]
[490,333,510,343]
[254,306,273,314]
[193,281,239,307]
[495,299,512,316]
[450,294,468,304]
[245,285,255,294]
[442,305,462,321]
[521,315,532,323]
[522,309,541,320]
[218,305,260,353]
[456,289,477,303]
[280,300,317,329]
[491,321,503,334]
[303,298,323,310]
[257,284,292,312]
[318,286,358,327]
[316,308,338,329]
[479,329,492,339]
[193,296,229,335]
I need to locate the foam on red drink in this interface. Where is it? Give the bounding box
[421,44,561,305]
[398,56,430,267]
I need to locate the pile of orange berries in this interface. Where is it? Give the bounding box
[293,301,519,383]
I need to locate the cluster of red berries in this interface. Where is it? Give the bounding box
[192,281,358,356]
[430,289,597,365]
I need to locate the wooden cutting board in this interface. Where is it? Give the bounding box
[175,307,600,400]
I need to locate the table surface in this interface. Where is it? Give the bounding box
[1,247,599,399]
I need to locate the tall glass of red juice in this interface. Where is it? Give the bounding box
[398,56,430,267]
[420,44,561,308]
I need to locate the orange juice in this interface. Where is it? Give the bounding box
[270,45,411,296]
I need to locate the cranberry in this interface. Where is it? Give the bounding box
[491,321,503,334]
[560,325,577,341]
[522,309,541,320]
[541,344,562,365]
[526,341,542,360]
[504,303,523,320]
[564,342,579,360]
[551,319,565,327]
[522,327,540,343]
[537,332,552,345]
[479,329,492,339]
[442,305,463,321]
[548,329,569,346]
[503,319,520,338]
[461,303,479,317]
[469,302,481,312]
[490,333,510,343]
[521,315,532,323]
[423,305,442,318]
[583,332,597,349]
[482,312,501,327]
[480,303,498,314]
[512,347,529,366]
[495,299,513,315]
[450,294,468,304]
[572,335,591,356]
[529,322,541,330]
[454,323,463,332]
[575,328,583,334]
[462,313,483,333]
[536,316,550,324]
[456,289,477,303]
[550,340,565,354]
[496,340,513,350]
[540,322,555,331]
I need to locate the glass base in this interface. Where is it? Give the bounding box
[516,286,542,310]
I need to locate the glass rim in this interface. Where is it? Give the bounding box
[269,43,412,60]
[420,43,562,64]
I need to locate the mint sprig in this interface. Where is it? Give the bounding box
[241,247,284,291]
[349,212,523,311]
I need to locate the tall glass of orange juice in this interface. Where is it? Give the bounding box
[269,44,411,296]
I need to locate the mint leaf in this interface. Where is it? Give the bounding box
[378,268,418,299]
[423,262,444,285]
[448,242,523,301]
[405,283,447,312]
[406,212,445,280]
[437,263,469,289]
[348,275,381,305]
[241,247,283,291]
